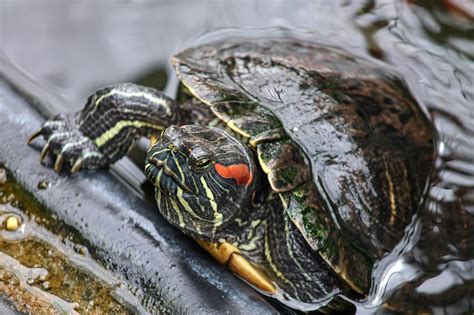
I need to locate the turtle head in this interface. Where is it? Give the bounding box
[145,125,257,240]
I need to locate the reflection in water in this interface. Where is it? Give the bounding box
[352,1,473,314]
[1,0,472,313]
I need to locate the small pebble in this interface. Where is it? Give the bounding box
[5,215,20,231]
[42,281,50,290]
[74,244,87,255]
[0,168,6,184]
[7,194,14,203]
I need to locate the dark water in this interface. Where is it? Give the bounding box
[1,1,473,313]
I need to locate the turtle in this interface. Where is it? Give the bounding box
[28,36,434,311]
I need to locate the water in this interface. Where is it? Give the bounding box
[1,1,473,313]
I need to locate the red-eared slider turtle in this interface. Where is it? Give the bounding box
[28,37,434,311]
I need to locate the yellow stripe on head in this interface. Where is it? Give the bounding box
[199,177,223,228]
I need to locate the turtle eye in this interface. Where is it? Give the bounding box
[194,158,212,170]
[189,147,214,172]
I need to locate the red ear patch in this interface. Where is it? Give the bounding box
[215,163,253,186]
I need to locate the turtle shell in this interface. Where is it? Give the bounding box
[172,38,434,293]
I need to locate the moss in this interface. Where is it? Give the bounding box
[279,166,299,184]
[0,239,130,314]
[0,166,131,314]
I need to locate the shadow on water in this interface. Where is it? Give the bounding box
[0,0,473,313]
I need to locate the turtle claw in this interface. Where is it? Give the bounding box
[196,240,275,294]
[29,113,109,174]
[54,154,64,173]
[28,128,44,145]
[71,158,83,174]
[40,143,50,162]
[227,253,275,294]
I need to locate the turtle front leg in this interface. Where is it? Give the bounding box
[29,83,182,173]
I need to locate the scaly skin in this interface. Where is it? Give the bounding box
[28,112,109,173]
[29,84,206,172]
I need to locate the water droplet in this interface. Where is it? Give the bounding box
[37,180,49,190]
